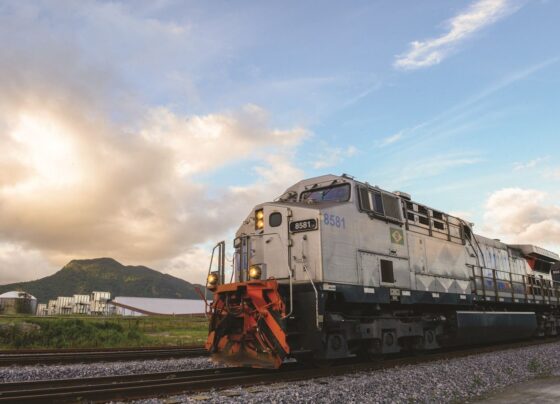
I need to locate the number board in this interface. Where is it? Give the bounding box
[289,219,318,233]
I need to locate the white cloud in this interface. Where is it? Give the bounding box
[482,188,560,251]
[157,245,216,288]
[392,153,482,185]
[381,58,559,166]
[0,243,57,284]
[0,102,307,284]
[394,0,522,70]
[513,156,549,171]
[139,105,307,176]
[544,167,560,179]
[378,132,403,147]
[0,0,321,285]
[0,5,309,285]
[312,146,358,169]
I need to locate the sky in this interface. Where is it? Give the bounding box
[1,0,559,285]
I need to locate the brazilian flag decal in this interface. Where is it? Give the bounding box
[390,227,404,245]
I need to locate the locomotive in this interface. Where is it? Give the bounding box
[204,174,560,368]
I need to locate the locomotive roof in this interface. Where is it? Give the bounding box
[281,175,559,261]
[509,244,559,262]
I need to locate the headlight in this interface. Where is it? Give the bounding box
[248,265,262,280]
[207,272,219,287]
[255,209,264,230]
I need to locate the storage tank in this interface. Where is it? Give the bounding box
[0,291,38,315]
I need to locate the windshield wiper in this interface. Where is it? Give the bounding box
[320,181,338,201]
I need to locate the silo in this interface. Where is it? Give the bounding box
[0,291,38,315]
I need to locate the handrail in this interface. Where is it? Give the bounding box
[302,263,319,329]
[205,241,225,306]
[470,264,560,303]
[283,263,294,319]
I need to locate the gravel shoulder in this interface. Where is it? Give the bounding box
[139,341,560,404]
[3,342,559,403]
[0,356,217,383]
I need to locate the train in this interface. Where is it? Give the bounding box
[204,174,560,368]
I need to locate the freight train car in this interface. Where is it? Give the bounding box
[205,174,560,368]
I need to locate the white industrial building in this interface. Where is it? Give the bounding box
[73,294,90,314]
[56,296,74,315]
[36,291,204,316]
[47,299,57,315]
[89,291,111,315]
[39,291,113,316]
[36,303,48,316]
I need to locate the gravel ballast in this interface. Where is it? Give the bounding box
[3,342,560,402]
[0,356,217,383]
[138,341,560,403]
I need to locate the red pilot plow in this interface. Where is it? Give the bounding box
[205,280,290,369]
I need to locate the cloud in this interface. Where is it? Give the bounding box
[381,58,559,163]
[0,3,309,284]
[0,243,57,284]
[0,101,307,282]
[513,156,549,171]
[544,167,560,179]
[391,152,482,185]
[394,0,522,70]
[482,188,560,251]
[156,245,216,289]
[378,132,403,147]
[312,146,358,169]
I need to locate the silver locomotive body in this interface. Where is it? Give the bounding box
[206,174,560,366]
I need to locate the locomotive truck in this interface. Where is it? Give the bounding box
[204,174,560,368]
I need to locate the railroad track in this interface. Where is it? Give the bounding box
[0,367,277,403]
[1,338,558,403]
[0,346,207,366]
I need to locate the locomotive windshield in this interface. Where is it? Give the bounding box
[300,183,350,203]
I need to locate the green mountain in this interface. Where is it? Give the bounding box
[0,258,203,303]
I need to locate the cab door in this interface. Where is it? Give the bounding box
[259,206,292,281]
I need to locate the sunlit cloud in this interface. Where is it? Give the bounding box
[482,188,560,251]
[0,100,307,283]
[0,4,309,284]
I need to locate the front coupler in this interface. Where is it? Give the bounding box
[205,280,290,368]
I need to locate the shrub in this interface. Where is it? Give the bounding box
[0,319,148,349]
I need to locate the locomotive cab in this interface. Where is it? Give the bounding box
[205,175,352,368]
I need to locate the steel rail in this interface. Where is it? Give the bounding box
[0,367,279,403]
[0,346,207,366]
[1,338,558,403]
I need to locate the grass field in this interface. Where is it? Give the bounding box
[0,315,209,349]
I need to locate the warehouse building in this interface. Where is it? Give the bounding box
[90,291,111,315]
[73,294,90,314]
[0,291,38,315]
[56,296,74,315]
[36,303,48,316]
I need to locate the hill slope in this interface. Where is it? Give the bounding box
[0,258,202,303]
